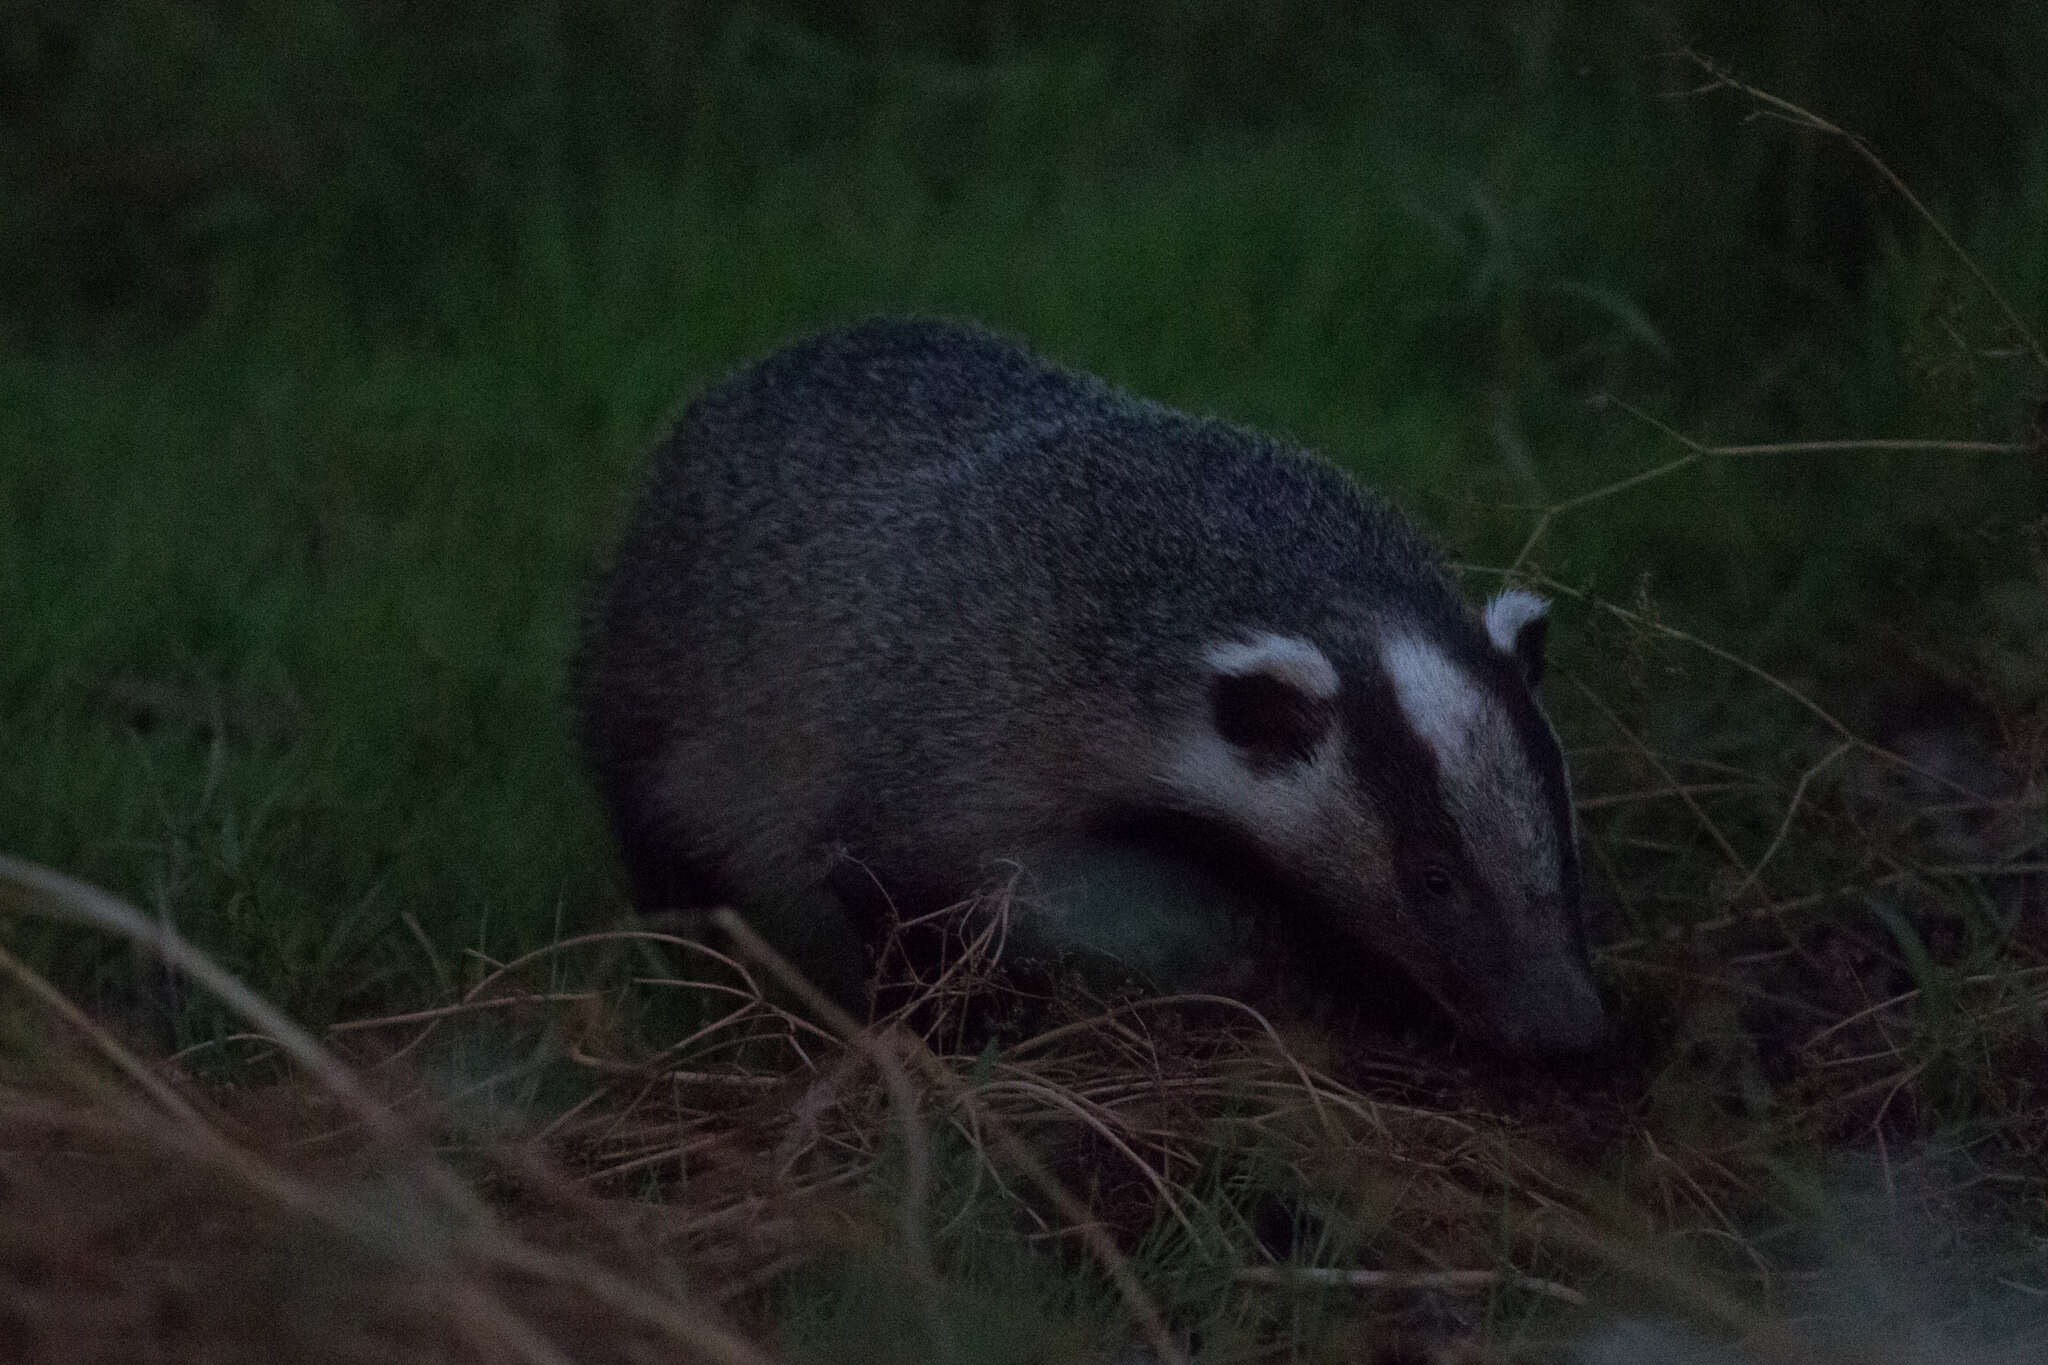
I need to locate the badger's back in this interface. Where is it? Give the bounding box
[582,318,1468,912]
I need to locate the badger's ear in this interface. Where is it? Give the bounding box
[1205,634,1337,769]
[1484,589,1549,686]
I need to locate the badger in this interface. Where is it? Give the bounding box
[577,318,1605,1055]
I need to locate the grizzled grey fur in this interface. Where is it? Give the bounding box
[578,318,1605,1054]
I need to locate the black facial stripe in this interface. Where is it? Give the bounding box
[1468,645,1581,909]
[1341,661,1510,968]
[1448,637,1582,915]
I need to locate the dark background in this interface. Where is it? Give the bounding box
[3,0,2044,1028]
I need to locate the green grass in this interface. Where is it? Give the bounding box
[6,16,2041,1022]
[3,5,2047,1360]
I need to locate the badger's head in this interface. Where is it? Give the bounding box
[1159,590,1604,1056]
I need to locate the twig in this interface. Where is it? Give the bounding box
[1727,741,1856,903]
[328,992,602,1033]
[1560,669,1746,873]
[1509,393,2029,570]
[1232,1264,1586,1306]
[1598,871,1914,952]
[1679,46,2048,373]
[1524,575,1990,805]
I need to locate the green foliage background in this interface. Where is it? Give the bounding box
[3,0,2044,1036]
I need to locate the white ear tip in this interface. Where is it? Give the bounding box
[1483,589,1548,655]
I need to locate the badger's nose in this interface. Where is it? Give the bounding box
[1492,961,1608,1056]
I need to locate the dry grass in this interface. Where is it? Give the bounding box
[5,735,2046,1363]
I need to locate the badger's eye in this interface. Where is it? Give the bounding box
[1421,863,1456,899]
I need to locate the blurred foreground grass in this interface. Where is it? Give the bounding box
[2,4,2046,1360]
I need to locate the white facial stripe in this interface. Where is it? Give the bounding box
[1204,633,1339,701]
[1379,631,1559,886]
[1379,634,1485,764]
[1483,589,1548,657]
[1161,729,1344,847]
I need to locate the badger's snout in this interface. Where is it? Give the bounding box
[1483,957,1608,1056]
